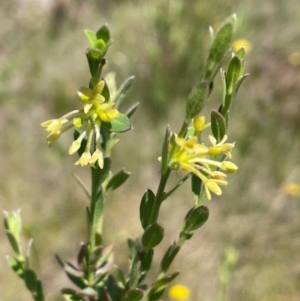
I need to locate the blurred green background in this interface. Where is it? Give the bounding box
[1,0,300,300]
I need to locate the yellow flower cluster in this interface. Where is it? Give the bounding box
[169,116,238,200]
[41,80,120,168]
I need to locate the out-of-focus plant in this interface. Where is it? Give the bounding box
[4,14,248,301]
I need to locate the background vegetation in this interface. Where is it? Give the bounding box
[1,0,300,300]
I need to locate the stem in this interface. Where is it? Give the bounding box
[148,168,171,225]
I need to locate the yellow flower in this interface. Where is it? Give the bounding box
[41,80,120,168]
[233,39,252,53]
[193,116,211,134]
[284,182,300,197]
[288,52,300,66]
[168,284,191,301]
[169,132,237,200]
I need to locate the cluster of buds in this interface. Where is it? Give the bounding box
[41,80,120,168]
[169,116,238,200]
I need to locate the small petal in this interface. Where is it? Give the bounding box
[75,152,91,166]
[221,161,238,173]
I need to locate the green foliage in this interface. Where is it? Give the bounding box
[3,13,249,301]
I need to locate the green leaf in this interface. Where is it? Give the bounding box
[236,46,246,60]
[88,48,103,60]
[105,169,131,192]
[101,79,110,102]
[62,288,85,301]
[35,280,45,301]
[181,206,209,233]
[126,102,140,119]
[220,69,228,107]
[84,30,97,47]
[124,288,144,301]
[102,113,131,133]
[211,109,227,142]
[160,126,171,174]
[7,256,25,278]
[142,223,164,251]
[140,190,156,230]
[94,39,106,51]
[227,55,242,94]
[233,73,248,97]
[4,210,22,242]
[96,25,111,43]
[25,238,33,263]
[154,271,180,289]
[186,81,209,119]
[148,287,165,301]
[191,173,202,201]
[5,230,21,255]
[140,249,154,274]
[160,244,181,273]
[114,76,135,107]
[24,269,38,292]
[204,14,236,81]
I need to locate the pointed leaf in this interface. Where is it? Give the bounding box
[96,25,111,43]
[142,223,164,251]
[140,249,154,274]
[105,169,131,192]
[191,173,202,201]
[140,190,156,230]
[114,76,135,106]
[227,55,242,94]
[160,244,181,273]
[5,230,21,254]
[84,30,97,47]
[101,79,110,102]
[204,14,236,81]
[211,109,227,142]
[160,125,171,174]
[102,113,131,133]
[154,271,180,289]
[7,256,25,278]
[126,102,140,119]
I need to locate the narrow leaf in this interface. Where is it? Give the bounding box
[160,125,171,174]
[140,190,156,230]
[160,243,180,273]
[211,109,227,142]
[105,169,131,192]
[154,271,180,289]
[204,14,236,81]
[7,256,25,278]
[84,30,97,47]
[114,76,135,106]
